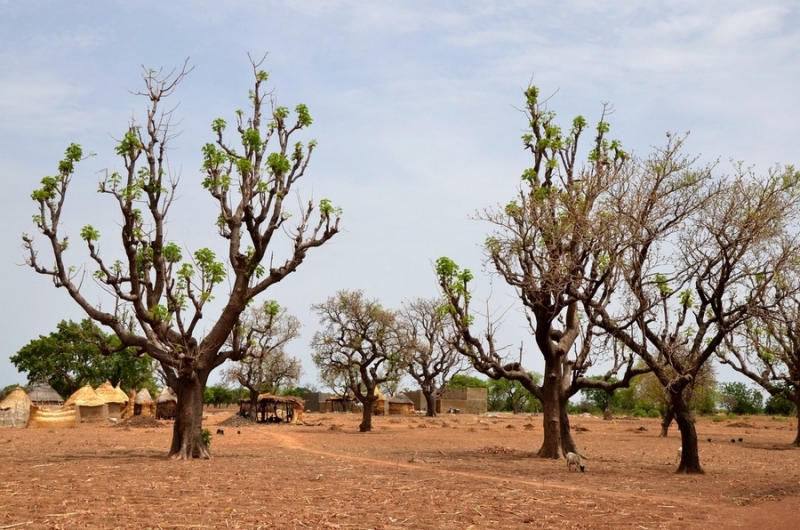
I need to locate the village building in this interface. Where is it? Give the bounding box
[64,384,108,424]
[0,386,31,428]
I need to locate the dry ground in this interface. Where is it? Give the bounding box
[1,408,799,529]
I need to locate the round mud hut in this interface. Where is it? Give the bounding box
[134,388,155,417]
[155,388,177,420]
[28,381,64,408]
[65,384,108,424]
[387,394,415,416]
[94,380,127,421]
[0,386,31,428]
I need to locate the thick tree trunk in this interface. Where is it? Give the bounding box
[423,391,437,417]
[794,396,800,447]
[537,360,562,458]
[674,397,703,474]
[660,407,674,438]
[247,388,259,421]
[559,399,579,455]
[359,396,375,432]
[169,372,211,459]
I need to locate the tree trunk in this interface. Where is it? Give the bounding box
[559,398,579,455]
[359,395,375,432]
[673,397,703,474]
[537,360,562,458]
[423,390,437,417]
[247,388,259,421]
[169,372,211,459]
[793,395,800,447]
[660,407,674,438]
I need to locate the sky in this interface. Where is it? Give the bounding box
[1,1,798,392]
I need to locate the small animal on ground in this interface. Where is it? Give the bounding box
[216,428,225,435]
[566,451,586,472]
[707,438,712,443]
[237,430,241,435]
[731,439,736,443]
[738,437,743,442]
[676,446,682,464]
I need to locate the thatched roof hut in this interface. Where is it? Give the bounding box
[387,394,415,416]
[0,386,31,428]
[28,381,64,408]
[134,388,155,417]
[155,388,177,420]
[95,380,127,420]
[372,386,387,416]
[65,384,108,423]
[256,394,305,424]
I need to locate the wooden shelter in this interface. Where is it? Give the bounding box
[325,394,357,413]
[94,380,127,420]
[387,394,415,415]
[255,394,305,424]
[0,386,31,428]
[65,384,108,424]
[28,381,64,408]
[237,398,252,418]
[155,388,178,420]
[134,388,155,417]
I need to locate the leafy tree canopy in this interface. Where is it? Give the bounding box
[445,374,488,389]
[11,319,156,398]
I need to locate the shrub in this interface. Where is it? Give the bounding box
[201,428,212,448]
[646,409,661,418]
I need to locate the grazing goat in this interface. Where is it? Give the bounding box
[216,428,225,435]
[566,451,585,472]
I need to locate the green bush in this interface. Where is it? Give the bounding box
[631,408,647,417]
[711,415,725,423]
[647,409,661,418]
[201,428,212,448]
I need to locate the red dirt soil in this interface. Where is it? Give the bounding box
[1,408,798,529]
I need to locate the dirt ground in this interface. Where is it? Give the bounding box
[1,409,799,529]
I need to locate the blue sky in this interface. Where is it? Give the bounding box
[1,1,798,391]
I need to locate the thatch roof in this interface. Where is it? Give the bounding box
[114,383,129,403]
[256,393,305,407]
[156,388,177,404]
[134,388,153,404]
[28,381,64,405]
[0,386,31,428]
[387,394,414,404]
[65,384,106,407]
[95,381,127,404]
[373,386,386,401]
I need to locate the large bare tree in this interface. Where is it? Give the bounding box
[221,300,302,420]
[718,272,800,445]
[23,57,341,458]
[585,137,800,473]
[398,297,467,416]
[436,85,647,458]
[311,290,405,432]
